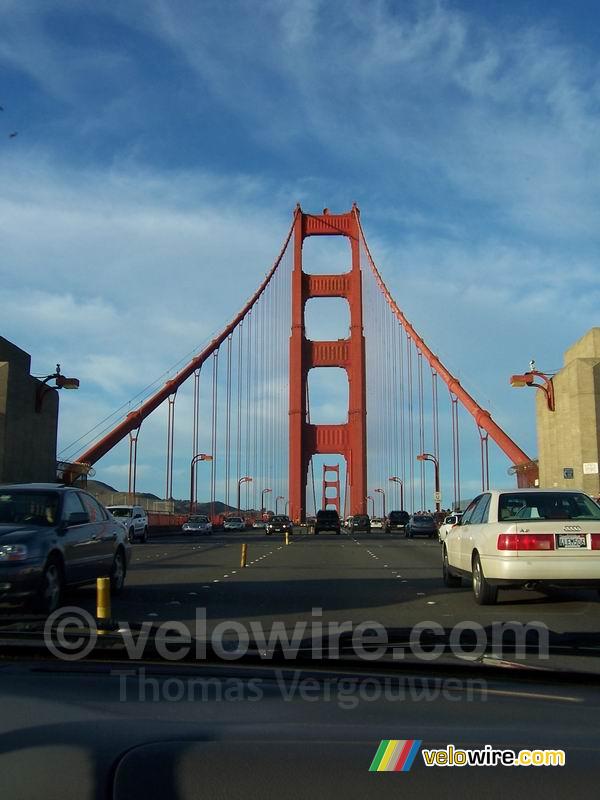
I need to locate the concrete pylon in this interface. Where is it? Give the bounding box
[537,327,600,495]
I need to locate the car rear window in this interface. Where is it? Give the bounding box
[353,515,369,524]
[317,511,339,519]
[498,492,600,521]
[414,516,435,523]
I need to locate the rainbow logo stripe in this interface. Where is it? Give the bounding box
[369,740,422,771]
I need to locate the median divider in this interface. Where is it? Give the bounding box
[240,543,248,568]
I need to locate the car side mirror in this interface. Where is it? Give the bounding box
[63,511,89,528]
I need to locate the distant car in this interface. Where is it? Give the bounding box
[252,519,266,529]
[385,510,410,533]
[314,509,341,535]
[224,516,246,531]
[106,504,149,543]
[182,515,212,535]
[266,515,292,535]
[370,517,384,530]
[443,489,600,605]
[406,514,437,538]
[438,512,462,542]
[350,514,370,533]
[0,484,130,613]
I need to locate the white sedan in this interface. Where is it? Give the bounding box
[442,489,600,604]
[438,512,462,542]
[224,516,246,531]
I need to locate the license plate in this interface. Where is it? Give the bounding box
[557,534,587,549]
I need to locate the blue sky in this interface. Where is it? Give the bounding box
[1,0,599,506]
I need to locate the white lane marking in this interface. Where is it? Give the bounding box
[213,579,220,583]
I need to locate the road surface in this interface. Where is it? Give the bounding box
[66,529,600,636]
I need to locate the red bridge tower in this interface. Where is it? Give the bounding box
[288,206,367,522]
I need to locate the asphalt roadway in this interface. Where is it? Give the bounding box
[67,528,600,638]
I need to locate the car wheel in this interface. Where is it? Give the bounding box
[141,527,148,543]
[127,528,135,544]
[472,553,497,605]
[110,549,126,595]
[442,548,462,588]
[35,557,63,615]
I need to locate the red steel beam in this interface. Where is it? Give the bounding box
[353,206,533,470]
[75,209,299,469]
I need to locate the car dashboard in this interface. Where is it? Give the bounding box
[0,657,599,798]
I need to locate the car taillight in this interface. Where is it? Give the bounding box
[590,534,600,550]
[497,533,555,551]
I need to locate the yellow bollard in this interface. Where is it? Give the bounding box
[285,531,289,546]
[97,577,111,631]
[240,543,248,568]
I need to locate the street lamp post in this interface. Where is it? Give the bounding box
[417,453,440,514]
[261,488,272,517]
[35,363,80,413]
[189,453,213,516]
[374,488,386,519]
[366,495,375,517]
[388,476,404,511]
[284,500,290,516]
[237,476,252,515]
[275,495,285,514]
[510,370,555,411]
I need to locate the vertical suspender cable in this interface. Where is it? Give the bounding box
[450,394,461,510]
[192,369,201,506]
[236,322,243,499]
[165,394,176,501]
[407,334,415,513]
[246,310,253,511]
[399,323,406,501]
[210,351,219,522]
[479,428,490,491]
[418,351,425,510]
[225,334,233,509]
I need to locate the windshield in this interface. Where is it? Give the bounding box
[6,15,600,790]
[498,492,600,522]
[0,491,59,527]
[108,508,132,518]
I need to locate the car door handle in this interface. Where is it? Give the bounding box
[91,534,97,540]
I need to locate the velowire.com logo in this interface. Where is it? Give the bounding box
[369,740,422,771]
